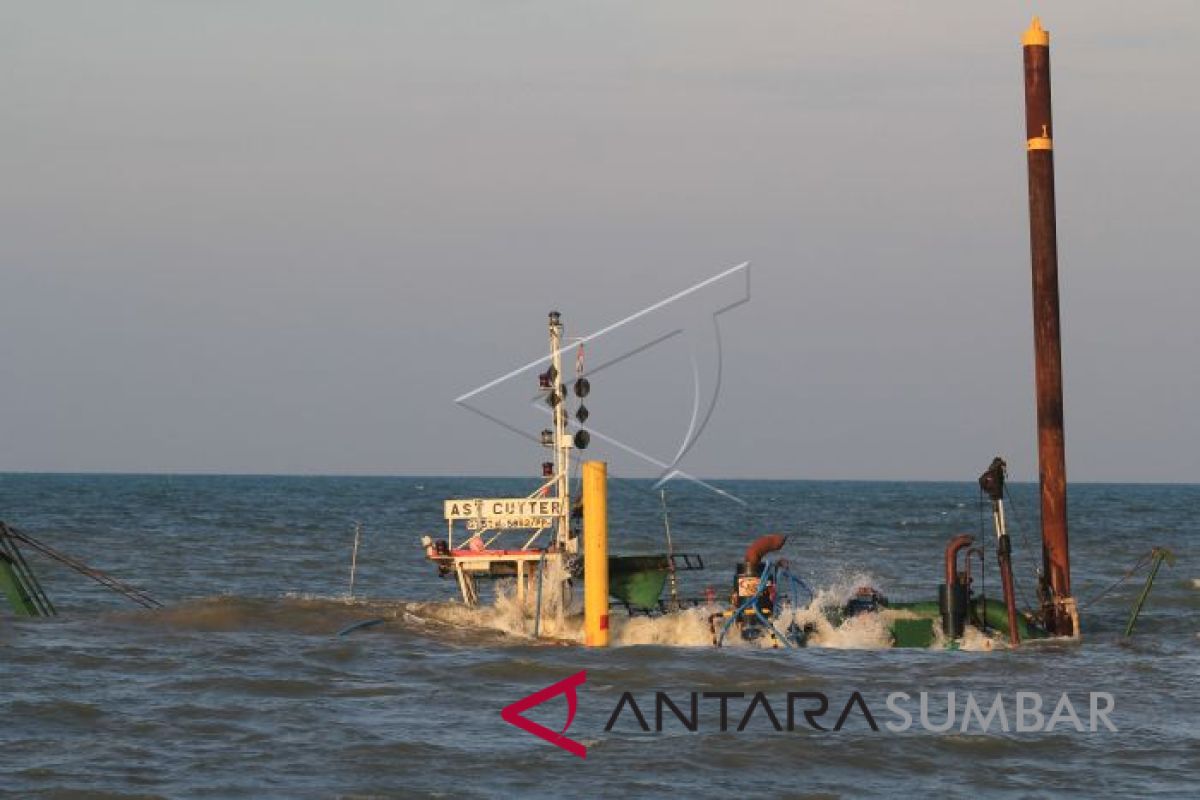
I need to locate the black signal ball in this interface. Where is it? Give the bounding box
[573,378,590,398]
[573,430,591,450]
[576,405,589,423]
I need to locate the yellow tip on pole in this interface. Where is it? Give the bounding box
[582,460,609,647]
[1022,16,1049,47]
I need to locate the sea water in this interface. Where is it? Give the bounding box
[0,474,1196,798]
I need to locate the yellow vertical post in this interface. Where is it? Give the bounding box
[582,460,609,647]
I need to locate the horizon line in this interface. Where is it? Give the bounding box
[1,469,1197,488]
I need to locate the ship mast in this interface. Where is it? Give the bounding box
[547,311,574,552]
[1021,17,1076,636]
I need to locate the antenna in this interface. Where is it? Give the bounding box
[349,521,363,598]
[660,490,680,611]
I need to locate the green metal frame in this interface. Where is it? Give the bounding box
[0,522,56,617]
[1,555,43,616]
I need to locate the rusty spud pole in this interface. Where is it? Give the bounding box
[1022,17,1076,636]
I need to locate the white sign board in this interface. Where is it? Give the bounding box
[444,497,564,530]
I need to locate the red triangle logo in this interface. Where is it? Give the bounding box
[500,670,587,759]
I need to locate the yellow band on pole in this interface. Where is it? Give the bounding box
[583,460,610,647]
[1022,16,1049,47]
[1027,136,1053,151]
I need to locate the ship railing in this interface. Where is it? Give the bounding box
[445,519,555,552]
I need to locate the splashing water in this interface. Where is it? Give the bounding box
[400,567,1009,651]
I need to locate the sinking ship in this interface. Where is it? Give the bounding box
[416,19,1177,651]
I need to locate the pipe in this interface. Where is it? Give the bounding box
[533,549,547,639]
[941,534,974,638]
[997,534,1021,646]
[965,545,990,634]
[979,458,1021,645]
[744,534,788,571]
[944,534,974,589]
[962,546,986,584]
[583,461,609,647]
[1021,17,1074,636]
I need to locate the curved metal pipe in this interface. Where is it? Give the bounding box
[963,546,986,583]
[941,533,976,639]
[744,534,788,570]
[944,534,975,590]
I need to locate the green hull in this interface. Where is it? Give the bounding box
[608,555,670,611]
[891,616,938,648]
[888,598,1048,647]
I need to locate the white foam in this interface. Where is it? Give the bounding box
[611,606,720,647]
[405,569,1006,651]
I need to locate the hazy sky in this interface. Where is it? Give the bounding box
[2,2,1198,482]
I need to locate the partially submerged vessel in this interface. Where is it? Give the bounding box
[415,303,1058,651]
[702,18,1080,649]
[708,458,1053,649]
[418,18,1170,650]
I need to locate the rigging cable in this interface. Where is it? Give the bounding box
[2,523,162,609]
[1077,549,1159,611]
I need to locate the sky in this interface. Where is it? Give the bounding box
[2,1,1198,483]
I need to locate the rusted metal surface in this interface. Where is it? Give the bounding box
[944,534,974,589]
[743,534,788,570]
[997,537,1021,646]
[1023,21,1074,635]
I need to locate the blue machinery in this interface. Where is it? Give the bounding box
[712,554,814,649]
